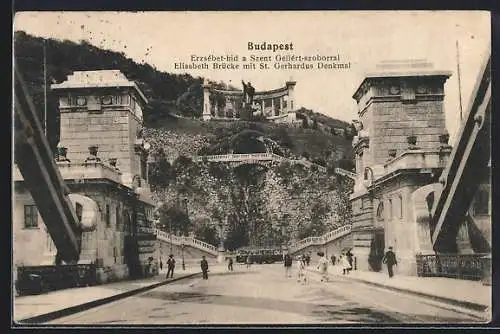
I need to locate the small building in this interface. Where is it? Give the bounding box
[202,80,301,124]
[349,60,453,275]
[349,59,491,277]
[13,70,156,283]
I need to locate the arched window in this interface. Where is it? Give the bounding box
[376,202,384,221]
[75,202,83,222]
[473,188,490,216]
[387,199,393,220]
[396,194,403,219]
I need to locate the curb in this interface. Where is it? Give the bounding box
[16,272,202,325]
[306,269,489,312]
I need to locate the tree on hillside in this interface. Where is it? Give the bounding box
[194,224,220,246]
[148,147,173,191]
[157,204,191,236]
[14,31,202,126]
[224,214,249,251]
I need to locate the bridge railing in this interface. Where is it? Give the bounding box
[289,224,352,253]
[192,153,326,172]
[334,168,357,180]
[155,230,218,255]
[193,153,277,162]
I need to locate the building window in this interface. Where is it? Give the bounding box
[101,95,113,105]
[76,96,87,106]
[376,202,384,221]
[398,194,403,219]
[123,211,131,233]
[24,205,38,228]
[473,188,490,216]
[387,199,393,220]
[47,233,53,251]
[105,204,111,227]
[116,206,121,230]
[75,202,83,222]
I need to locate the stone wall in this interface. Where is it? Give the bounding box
[13,188,54,267]
[13,181,155,283]
[60,108,133,170]
[369,101,446,165]
[350,192,375,271]
[59,97,145,180]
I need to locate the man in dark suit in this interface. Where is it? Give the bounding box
[166,254,176,279]
[382,247,397,278]
[201,256,209,280]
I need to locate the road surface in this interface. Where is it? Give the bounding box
[48,264,484,325]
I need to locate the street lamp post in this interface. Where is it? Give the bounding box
[182,198,189,270]
[181,241,185,270]
[169,219,173,254]
[219,221,224,250]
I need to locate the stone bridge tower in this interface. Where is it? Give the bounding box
[350,60,452,274]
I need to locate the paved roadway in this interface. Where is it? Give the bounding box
[48,264,484,325]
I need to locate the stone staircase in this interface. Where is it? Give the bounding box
[155,230,218,257]
[289,224,352,254]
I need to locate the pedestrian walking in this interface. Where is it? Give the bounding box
[284,253,293,278]
[305,254,311,266]
[346,251,353,274]
[296,256,308,284]
[228,257,234,271]
[166,254,175,279]
[330,254,336,266]
[316,252,329,282]
[382,247,398,278]
[341,254,352,275]
[246,253,253,269]
[201,256,209,280]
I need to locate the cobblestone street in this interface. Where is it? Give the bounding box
[48,264,485,325]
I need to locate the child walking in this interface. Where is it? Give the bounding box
[317,252,329,282]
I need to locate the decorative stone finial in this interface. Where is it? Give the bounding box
[56,146,70,162]
[109,157,118,168]
[407,135,420,150]
[85,145,101,162]
[439,133,450,145]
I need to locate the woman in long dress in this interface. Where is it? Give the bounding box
[317,252,329,282]
[341,254,352,275]
[296,256,306,284]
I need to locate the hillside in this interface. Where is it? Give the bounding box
[14,31,357,248]
[14,31,201,149]
[144,116,355,168]
[14,31,356,160]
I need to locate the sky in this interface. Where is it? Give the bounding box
[14,11,490,142]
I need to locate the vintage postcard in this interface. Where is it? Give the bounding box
[12,11,491,326]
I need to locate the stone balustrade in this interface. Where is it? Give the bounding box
[334,168,357,180]
[289,224,352,253]
[383,149,450,175]
[156,225,351,256]
[192,153,326,172]
[56,160,122,184]
[155,229,218,256]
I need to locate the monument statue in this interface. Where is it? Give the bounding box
[242,80,255,107]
